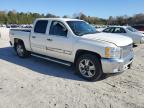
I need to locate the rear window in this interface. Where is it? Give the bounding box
[127,27,138,32]
[34,20,48,34]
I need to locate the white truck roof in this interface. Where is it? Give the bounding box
[35,18,83,22]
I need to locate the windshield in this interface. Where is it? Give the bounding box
[67,21,97,36]
[127,27,138,32]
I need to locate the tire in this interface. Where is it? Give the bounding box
[15,42,31,58]
[75,54,103,81]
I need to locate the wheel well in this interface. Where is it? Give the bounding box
[74,50,101,64]
[14,38,24,49]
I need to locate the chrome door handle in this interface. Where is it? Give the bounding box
[47,38,53,41]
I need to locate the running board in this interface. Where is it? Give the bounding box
[31,53,72,66]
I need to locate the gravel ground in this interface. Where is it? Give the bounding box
[0,39,144,108]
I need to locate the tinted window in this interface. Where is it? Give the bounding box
[103,27,115,33]
[113,27,126,33]
[49,21,67,37]
[34,20,48,34]
[103,28,111,32]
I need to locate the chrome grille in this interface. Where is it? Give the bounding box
[121,44,133,58]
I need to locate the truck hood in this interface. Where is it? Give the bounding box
[82,33,133,46]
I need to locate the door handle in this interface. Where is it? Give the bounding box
[47,38,53,41]
[32,36,36,39]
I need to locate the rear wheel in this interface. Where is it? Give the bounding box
[75,54,102,81]
[15,42,31,58]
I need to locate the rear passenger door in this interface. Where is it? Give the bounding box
[30,20,48,54]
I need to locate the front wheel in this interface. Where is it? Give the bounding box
[75,54,103,81]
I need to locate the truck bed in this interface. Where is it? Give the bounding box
[9,28,32,51]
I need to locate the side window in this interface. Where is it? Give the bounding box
[113,28,126,33]
[109,28,115,33]
[103,28,111,33]
[49,21,68,37]
[34,20,48,34]
[103,27,114,33]
[120,28,126,33]
[113,28,121,33]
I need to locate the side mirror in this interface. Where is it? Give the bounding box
[62,27,67,32]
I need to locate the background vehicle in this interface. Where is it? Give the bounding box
[9,18,134,81]
[102,26,144,44]
[0,24,6,27]
[132,25,144,34]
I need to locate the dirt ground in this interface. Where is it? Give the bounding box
[0,38,144,108]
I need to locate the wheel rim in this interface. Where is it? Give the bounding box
[79,59,96,78]
[16,45,24,56]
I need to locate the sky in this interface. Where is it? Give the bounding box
[0,0,144,19]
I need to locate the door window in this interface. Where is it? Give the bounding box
[49,21,67,37]
[113,27,126,33]
[103,27,114,33]
[103,28,111,33]
[34,20,48,34]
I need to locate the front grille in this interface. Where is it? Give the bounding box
[121,44,133,58]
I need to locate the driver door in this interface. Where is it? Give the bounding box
[45,21,74,61]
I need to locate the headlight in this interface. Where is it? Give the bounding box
[105,47,122,59]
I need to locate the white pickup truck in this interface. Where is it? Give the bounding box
[9,18,134,81]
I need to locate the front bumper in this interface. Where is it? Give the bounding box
[101,52,134,73]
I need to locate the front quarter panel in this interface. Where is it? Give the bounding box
[71,37,116,62]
